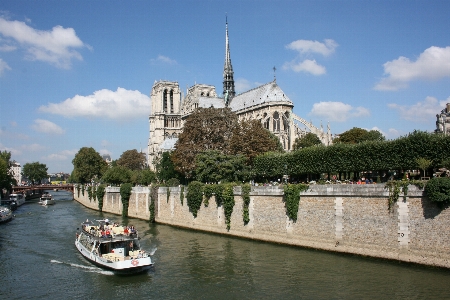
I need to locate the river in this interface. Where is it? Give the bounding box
[1,190,449,299]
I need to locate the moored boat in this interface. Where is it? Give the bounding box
[9,193,25,206]
[75,219,153,274]
[39,193,55,206]
[0,206,13,223]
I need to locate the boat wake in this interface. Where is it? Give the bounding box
[149,247,157,256]
[50,259,114,275]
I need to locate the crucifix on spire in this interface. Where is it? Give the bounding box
[273,66,276,81]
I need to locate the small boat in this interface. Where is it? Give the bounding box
[39,193,55,206]
[0,206,13,223]
[9,193,25,206]
[75,219,153,274]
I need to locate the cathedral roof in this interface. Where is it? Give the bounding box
[228,80,293,112]
[198,97,225,109]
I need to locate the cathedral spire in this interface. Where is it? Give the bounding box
[223,16,235,104]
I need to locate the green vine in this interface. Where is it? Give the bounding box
[77,184,80,198]
[180,186,184,205]
[385,180,410,211]
[203,184,217,207]
[81,184,85,196]
[242,184,251,224]
[283,184,308,222]
[149,184,159,222]
[87,186,92,201]
[222,183,236,231]
[187,181,204,217]
[120,183,133,217]
[167,187,170,202]
[96,184,105,211]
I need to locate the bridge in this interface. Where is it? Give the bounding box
[12,184,74,194]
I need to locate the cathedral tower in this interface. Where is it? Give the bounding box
[223,18,235,104]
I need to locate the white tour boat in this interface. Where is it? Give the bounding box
[75,219,153,274]
[0,206,13,223]
[39,193,55,206]
[9,193,25,206]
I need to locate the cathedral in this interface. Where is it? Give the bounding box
[147,21,332,170]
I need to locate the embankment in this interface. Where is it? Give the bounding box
[74,184,450,268]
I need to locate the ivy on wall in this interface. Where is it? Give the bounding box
[222,183,237,231]
[180,186,184,205]
[149,184,159,223]
[81,184,85,196]
[242,184,251,224]
[96,184,105,211]
[283,184,308,222]
[187,181,204,217]
[120,183,133,217]
[203,184,216,207]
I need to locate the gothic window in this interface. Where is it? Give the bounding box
[163,89,168,112]
[283,112,290,131]
[170,90,174,113]
[273,111,280,132]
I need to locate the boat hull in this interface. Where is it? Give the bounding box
[75,238,152,274]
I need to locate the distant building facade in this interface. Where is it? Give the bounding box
[10,162,21,185]
[147,21,332,170]
[435,103,450,135]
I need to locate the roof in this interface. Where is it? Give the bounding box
[228,80,293,112]
[198,97,225,108]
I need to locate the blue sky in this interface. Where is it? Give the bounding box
[1,0,449,173]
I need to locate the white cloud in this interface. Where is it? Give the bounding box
[374,46,450,91]
[150,55,177,65]
[0,58,11,75]
[310,101,370,122]
[0,143,21,156]
[22,143,46,152]
[31,119,65,135]
[283,59,326,75]
[0,44,16,51]
[286,39,338,56]
[388,96,449,122]
[0,17,87,69]
[235,78,253,93]
[38,87,151,120]
[283,39,337,76]
[45,149,77,161]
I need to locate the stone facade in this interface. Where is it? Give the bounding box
[435,103,450,135]
[75,184,450,268]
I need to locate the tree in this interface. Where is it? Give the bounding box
[229,119,282,164]
[416,157,432,178]
[130,169,157,185]
[334,127,385,144]
[0,155,16,197]
[101,166,132,185]
[22,162,48,185]
[72,147,108,183]
[293,132,322,150]
[117,149,146,170]
[172,107,238,177]
[156,152,182,183]
[195,150,250,183]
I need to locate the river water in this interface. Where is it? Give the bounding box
[1,190,449,299]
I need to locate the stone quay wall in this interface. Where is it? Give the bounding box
[74,184,450,268]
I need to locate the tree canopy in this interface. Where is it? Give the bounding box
[0,151,16,195]
[156,151,181,183]
[229,119,282,163]
[102,165,132,185]
[293,132,322,150]
[22,162,48,184]
[116,149,146,170]
[172,107,238,177]
[72,147,107,183]
[333,127,385,144]
[195,150,250,183]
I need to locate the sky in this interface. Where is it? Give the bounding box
[0,0,450,174]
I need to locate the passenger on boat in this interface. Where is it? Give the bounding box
[124,226,129,235]
[130,225,136,234]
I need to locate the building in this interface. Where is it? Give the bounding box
[147,21,332,170]
[10,162,21,185]
[435,103,450,135]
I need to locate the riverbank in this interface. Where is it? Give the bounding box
[74,184,450,269]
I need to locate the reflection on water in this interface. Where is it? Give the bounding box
[1,190,449,299]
